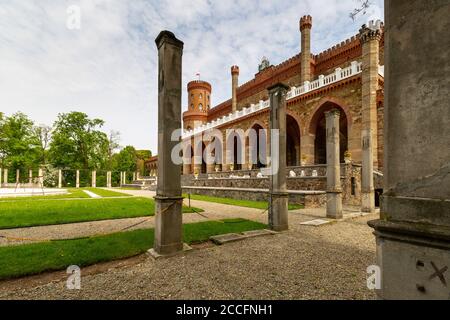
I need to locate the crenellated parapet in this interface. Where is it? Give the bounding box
[300,15,312,31]
[359,20,383,44]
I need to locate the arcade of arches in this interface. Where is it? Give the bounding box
[181,101,352,175]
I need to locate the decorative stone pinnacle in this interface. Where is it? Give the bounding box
[300,15,313,31]
[359,20,383,44]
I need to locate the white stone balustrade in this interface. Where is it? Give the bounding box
[183,61,383,139]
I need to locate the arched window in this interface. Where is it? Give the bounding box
[191,104,194,110]
[199,103,203,111]
[199,93,203,100]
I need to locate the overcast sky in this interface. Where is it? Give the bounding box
[0,0,383,154]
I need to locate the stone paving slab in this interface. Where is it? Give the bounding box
[210,229,276,245]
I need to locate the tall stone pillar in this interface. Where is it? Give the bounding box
[133,172,136,181]
[58,170,62,189]
[76,170,80,188]
[123,172,126,185]
[29,170,33,184]
[369,0,450,300]
[91,171,96,188]
[149,30,187,257]
[359,20,382,213]
[300,15,312,83]
[4,169,8,186]
[16,169,20,184]
[325,109,343,219]
[231,66,239,113]
[268,83,290,232]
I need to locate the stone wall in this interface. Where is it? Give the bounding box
[182,186,326,208]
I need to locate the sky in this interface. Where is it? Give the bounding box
[0,0,383,154]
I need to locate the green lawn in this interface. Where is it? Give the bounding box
[0,188,129,202]
[183,194,304,211]
[0,197,202,229]
[0,188,90,201]
[0,219,267,280]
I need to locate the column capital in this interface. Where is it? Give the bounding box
[267,82,289,94]
[359,20,383,44]
[155,30,184,49]
[325,108,341,119]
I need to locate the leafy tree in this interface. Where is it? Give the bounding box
[49,112,109,170]
[34,124,52,165]
[113,146,137,172]
[0,112,40,170]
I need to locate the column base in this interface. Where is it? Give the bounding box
[326,191,343,219]
[153,196,184,256]
[369,219,450,300]
[148,243,193,260]
[362,191,375,213]
[269,192,289,231]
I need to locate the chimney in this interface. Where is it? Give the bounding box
[231,65,239,112]
[300,15,312,83]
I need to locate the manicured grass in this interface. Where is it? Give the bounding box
[0,188,90,201]
[0,197,202,229]
[0,219,267,280]
[84,188,129,198]
[183,194,304,211]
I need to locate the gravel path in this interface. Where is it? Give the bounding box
[0,212,378,300]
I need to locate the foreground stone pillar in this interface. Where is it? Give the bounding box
[268,83,289,232]
[149,30,187,257]
[369,0,450,300]
[325,109,343,219]
[15,169,20,184]
[29,170,33,184]
[76,170,80,188]
[91,171,96,188]
[58,170,62,189]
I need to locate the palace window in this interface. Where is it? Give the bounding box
[199,103,203,111]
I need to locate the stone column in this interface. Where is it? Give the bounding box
[361,129,375,212]
[76,170,80,188]
[369,0,450,300]
[38,168,43,186]
[4,169,8,186]
[29,170,33,184]
[123,172,126,185]
[149,30,187,257]
[359,20,382,213]
[325,109,343,219]
[133,172,136,181]
[91,171,96,188]
[268,83,290,232]
[58,170,62,189]
[0,168,2,187]
[300,15,312,83]
[107,171,112,188]
[231,66,239,113]
[16,169,20,184]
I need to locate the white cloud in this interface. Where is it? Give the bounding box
[0,0,383,153]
